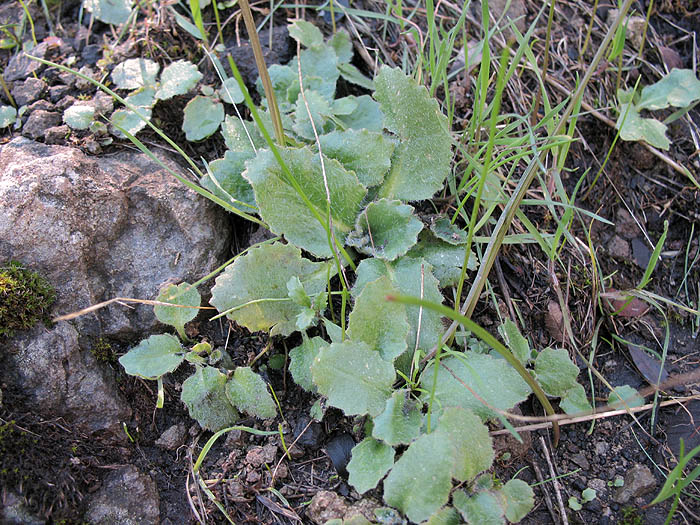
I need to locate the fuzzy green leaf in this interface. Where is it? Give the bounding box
[434,407,493,482]
[336,95,384,131]
[559,383,592,415]
[373,66,451,201]
[347,275,409,362]
[407,231,477,288]
[84,0,133,25]
[347,199,423,261]
[534,347,580,397]
[226,367,276,419]
[318,129,394,188]
[293,89,332,139]
[201,150,256,209]
[498,319,530,365]
[221,116,265,153]
[181,366,239,431]
[338,62,375,90]
[111,58,159,89]
[616,102,670,150]
[288,45,339,102]
[63,104,94,130]
[311,340,395,417]
[383,432,453,523]
[372,390,421,446]
[608,385,645,409]
[288,19,324,48]
[289,337,327,392]
[156,60,202,100]
[353,257,443,366]
[182,96,224,141]
[424,507,462,525]
[259,64,297,112]
[453,490,505,525]
[219,77,244,105]
[421,353,532,421]
[0,105,17,128]
[430,217,468,245]
[637,68,700,110]
[210,242,331,336]
[110,107,151,137]
[244,146,366,258]
[329,30,353,63]
[154,282,200,334]
[119,334,184,379]
[346,437,395,494]
[502,479,535,523]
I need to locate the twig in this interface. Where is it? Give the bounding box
[539,436,569,525]
[531,459,561,525]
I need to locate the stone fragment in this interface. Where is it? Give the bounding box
[22,110,61,139]
[571,451,591,471]
[4,43,49,82]
[607,235,630,259]
[613,464,656,503]
[11,77,46,106]
[155,423,187,450]
[44,124,71,145]
[307,491,349,524]
[85,465,159,524]
[1,323,131,438]
[49,85,70,103]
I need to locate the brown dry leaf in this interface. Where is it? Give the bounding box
[658,46,683,70]
[545,301,565,342]
[601,289,650,318]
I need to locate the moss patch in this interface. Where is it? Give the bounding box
[0,261,56,339]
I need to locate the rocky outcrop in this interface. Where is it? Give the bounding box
[0,137,232,341]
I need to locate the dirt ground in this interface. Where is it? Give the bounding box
[1,1,699,524]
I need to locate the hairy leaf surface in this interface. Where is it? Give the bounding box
[371,390,421,446]
[346,437,395,494]
[244,147,366,258]
[210,242,331,336]
[421,353,531,421]
[226,367,276,419]
[311,340,395,417]
[347,275,408,362]
[181,366,238,431]
[119,334,184,379]
[373,66,451,200]
[383,432,453,522]
[347,199,423,261]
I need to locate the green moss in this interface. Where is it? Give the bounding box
[0,261,56,339]
[620,506,644,525]
[90,337,115,363]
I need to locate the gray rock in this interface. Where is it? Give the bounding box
[11,77,46,106]
[607,235,630,259]
[49,85,70,103]
[570,451,590,471]
[27,99,54,113]
[22,110,61,139]
[1,323,131,437]
[155,423,187,450]
[85,465,159,525]
[306,491,349,524]
[44,124,71,145]
[4,43,49,82]
[0,491,45,525]
[614,464,657,503]
[0,137,232,341]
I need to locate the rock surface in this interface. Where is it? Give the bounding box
[0,137,233,342]
[1,323,131,437]
[307,490,349,524]
[84,465,160,525]
[155,423,187,450]
[613,464,657,503]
